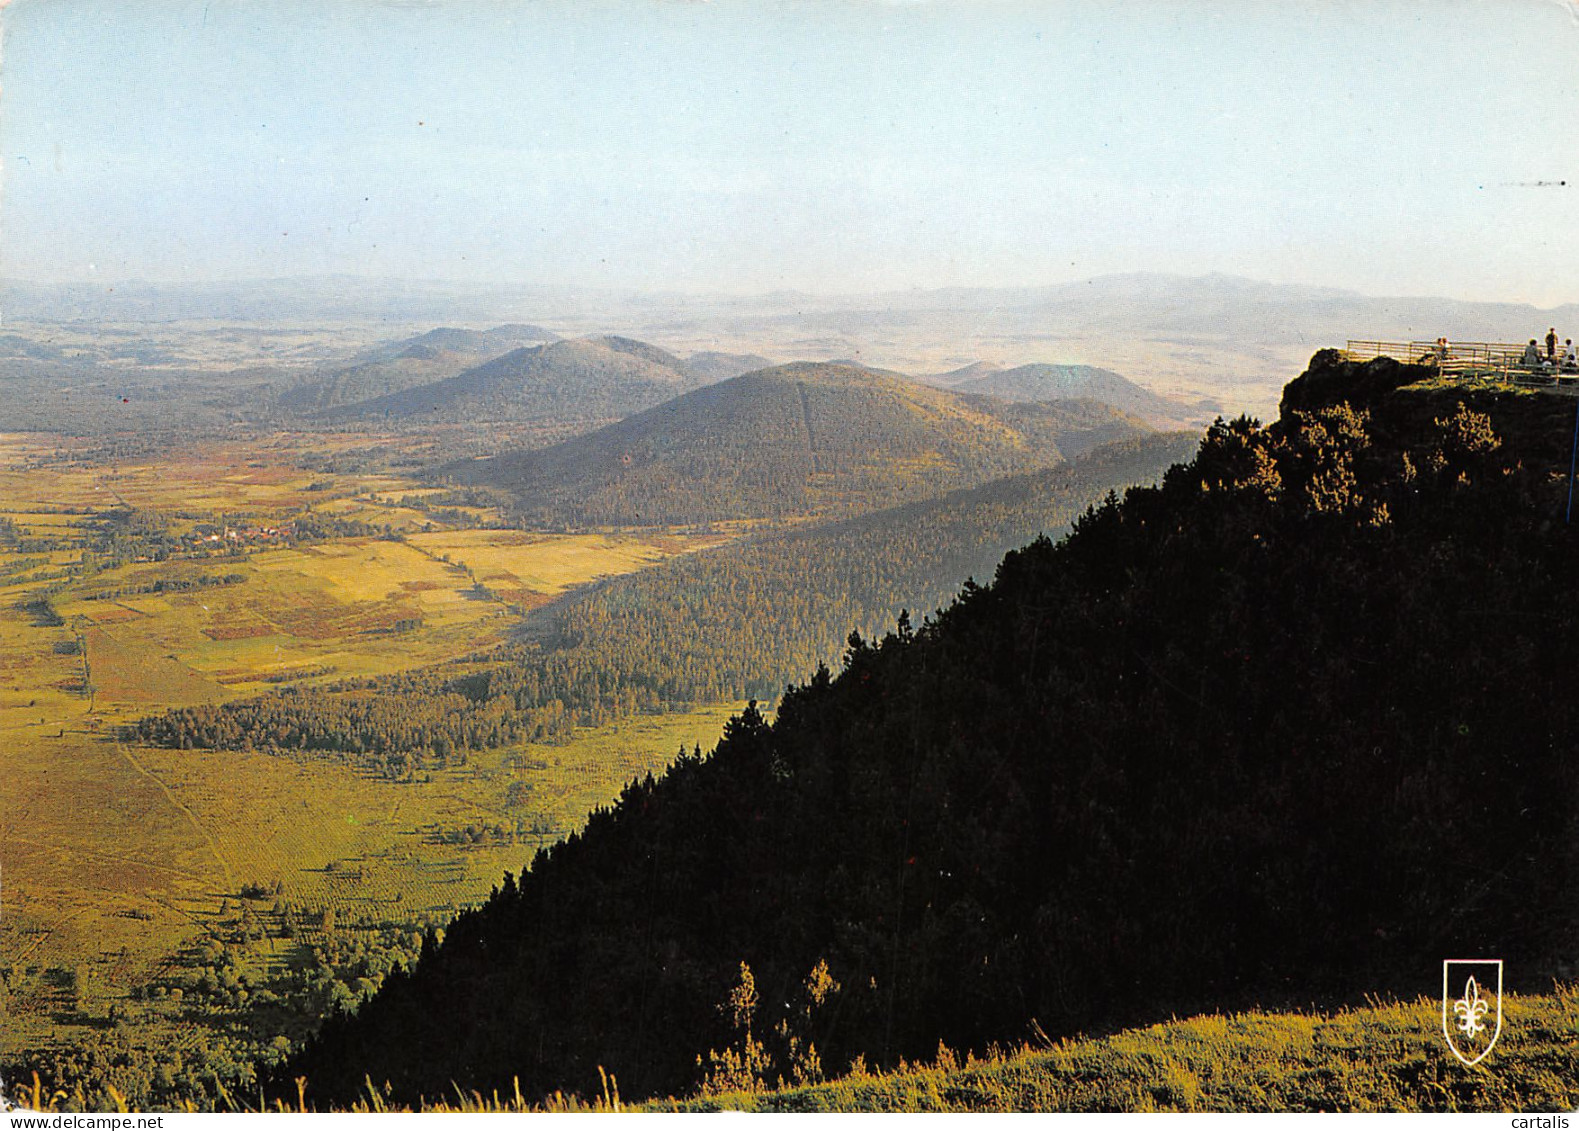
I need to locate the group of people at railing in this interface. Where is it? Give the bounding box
[1349,335,1579,380]
[1519,327,1579,374]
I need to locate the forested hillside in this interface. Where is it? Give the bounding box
[681,350,775,383]
[334,336,693,424]
[132,432,1195,768]
[288,353,1579,1106]
[447,361,1150,524]
[280,325,564,412]
[952,362,1193,425]
[360,324,562,361]
[278,351,480,413]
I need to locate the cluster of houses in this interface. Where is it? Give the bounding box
[194,523,290,547]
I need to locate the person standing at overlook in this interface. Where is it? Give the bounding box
[1547,327,1559,362]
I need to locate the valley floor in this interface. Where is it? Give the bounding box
[0,430,749,1081]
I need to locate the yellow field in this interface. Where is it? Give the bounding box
[0,456,309,514]
[0,434,732,702]
[0,432,449,517]
[313,494,440,531]
[407,528,731,600]
[0,430,750,1057]
[35,528,726,700]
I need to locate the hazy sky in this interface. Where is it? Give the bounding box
[3,0,1577,303]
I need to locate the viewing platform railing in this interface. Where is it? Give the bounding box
[1343,339,1577,389]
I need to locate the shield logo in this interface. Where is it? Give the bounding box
[1441,958,1503,1066]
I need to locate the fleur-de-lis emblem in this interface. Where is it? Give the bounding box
[1443,959,1502,1066]
[1453,976,1489,1037]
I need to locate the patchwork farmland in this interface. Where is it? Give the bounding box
[0,430,745,1072]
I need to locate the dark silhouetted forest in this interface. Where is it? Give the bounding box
[287,354,1579,1106]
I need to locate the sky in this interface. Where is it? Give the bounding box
[2,0,1577,304]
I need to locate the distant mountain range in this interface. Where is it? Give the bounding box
[279,326,559,413]
[7,273,1571,344]
[12,271,1570,423]
[709,272,1579,341]
[0,276,644,323]
[286,324,1194,435]
[931,362,1195,427]
[331,336,688,423]
[285,333,775,424]
[355,324,562,363]
[0,308,1201,437]
[444,361,1152,524]
[681,350,776,384]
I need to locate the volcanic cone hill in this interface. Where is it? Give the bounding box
[951,362,1196,426]
[373,323,563,360]
[281,324,562,412]
[681,350,776,383]
[328,335,696,424]
[279,351,479,413]
[443,361,1149,524]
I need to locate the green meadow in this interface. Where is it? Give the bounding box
[0,431,747,1075]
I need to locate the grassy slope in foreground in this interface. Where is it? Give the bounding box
[661,987,1579,1113]
[28,987,1561,1111]
[283,987,1579,1112]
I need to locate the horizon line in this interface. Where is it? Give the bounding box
[1,270,1576,312]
